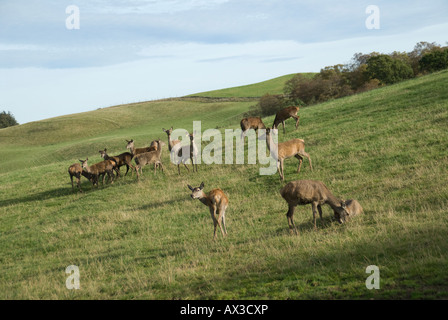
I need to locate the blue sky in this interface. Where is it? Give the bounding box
[1,0,447,124]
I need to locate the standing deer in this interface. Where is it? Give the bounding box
[240,117,266,140]
[126,139,156,157]
[187,182,229,240]
[273,106,300,134]
[99,149,134,177]
[133,139,166,178]
[163,127,189,174]
[188,131,199,172]
[79,158,116,187]
[280,180,349,234]
[265,128,312,181]
[68,163,96,192]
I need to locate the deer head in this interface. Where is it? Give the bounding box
[187,182,205,199]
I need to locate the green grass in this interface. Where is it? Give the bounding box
[187,73,315,98]
[0,71,447,299]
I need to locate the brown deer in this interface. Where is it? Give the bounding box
[125,139,156,157]
[163,127,189,174]
[133,139,166,178]
[99,149,134,177]
[187,182,229,240]
[272,106,300,134]
[280,180,349,234]
[265,128,312,181]
[68,163,96,192]
[79,158,116,187]
[240,117,266,140]
[343,199,363,218]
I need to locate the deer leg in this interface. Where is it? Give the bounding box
[299,151,313,171]
[282,121,286,134]
[286,204,298,235]
[294,154,303,173]
[210,207,218,240]
[70,175,74,191]
[294,115,300,129]
[217,206,227,238]
[221,206,228,236]
[279,159,285,181]
[317,205,324,226]
[312,202,319,230]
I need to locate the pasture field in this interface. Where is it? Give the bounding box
[0,70,447,299]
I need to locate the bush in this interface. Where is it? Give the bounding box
[0,111,19,129]
[366,54,414,85]
[419,49,448,73]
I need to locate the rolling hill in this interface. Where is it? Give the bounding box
[0,70,447,299]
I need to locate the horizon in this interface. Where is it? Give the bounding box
[1,0,447,124]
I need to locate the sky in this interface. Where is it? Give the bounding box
[0,0,447,124]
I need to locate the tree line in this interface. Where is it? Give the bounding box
[0,111,18,129]
[246,41,448,117]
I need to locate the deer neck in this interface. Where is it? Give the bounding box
[325,192,343,211]
[197,191,212,207]
[167,134,174,151]
[266,132,277,154]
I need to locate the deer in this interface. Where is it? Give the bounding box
[133,139,166,178]
[68,163,96,192]
[125,139,157,157]
[99,148,134,177]
[240,117,266,140]
[265,128,312,181]
[272,106,300,134]
[79,158,116,187]
[163,127,189,175]
[187,182,229,240]
[343,199,363,218]
[188,131,199,173]
[280,180,349,235]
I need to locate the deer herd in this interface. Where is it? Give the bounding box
[68,106,362,239]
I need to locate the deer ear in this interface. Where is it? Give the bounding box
[199,182,204,190]
[187,184,194,191]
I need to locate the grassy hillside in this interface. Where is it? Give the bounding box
[0,71,447,299]
[187,73,314,98]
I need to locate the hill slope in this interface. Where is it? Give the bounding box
[0,71,447,299]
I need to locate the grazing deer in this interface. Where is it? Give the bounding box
[79,158,116,187]
[68,163,96,192]
[265,128,312,181]
[163,127,189,174]
[187,182,229,240]
[273,106,300,134]
[280,180,349,234]
[240,117,266,140]
[343,199,363,218]
[99,149,134,177]
[133,139,166,178]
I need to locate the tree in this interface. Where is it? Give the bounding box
[366,54,414,85]
[419,48,448,73]
[0,111,19,128]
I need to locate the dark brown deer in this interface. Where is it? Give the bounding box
[68,163,96,192]
[280,180,349,234]
[187,182,229,240]
[265,128,312,181]
[99,148,134,177]
[79,158,116,187]
[272,106,300,134]
[240,117,266,140]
